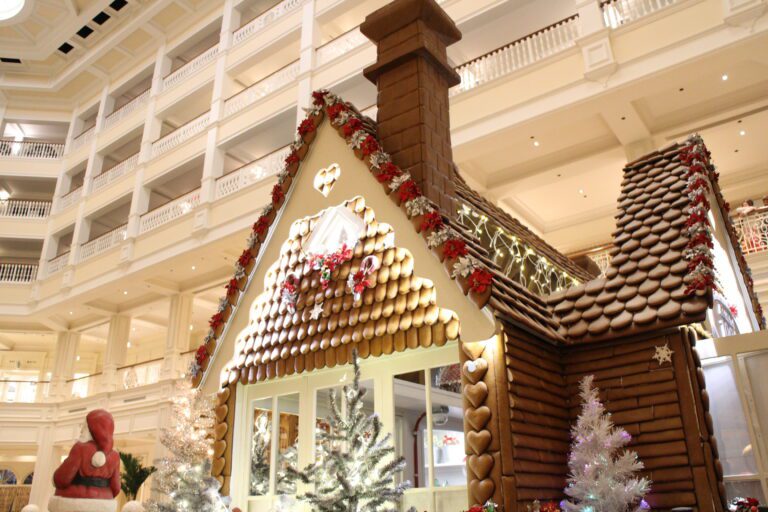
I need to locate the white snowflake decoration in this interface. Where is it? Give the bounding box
[309,302,324,320]
[652,343,674,365]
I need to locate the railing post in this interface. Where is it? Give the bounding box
[141,44,170,162]
[102,315,131,392]
[48,331,80,401]
[575,0,618,81]
[161,293,194,380]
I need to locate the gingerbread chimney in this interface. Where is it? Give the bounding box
[361,0,461,216]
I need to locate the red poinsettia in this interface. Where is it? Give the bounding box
[468,268,493,294]
[209,311,225,329]
[342,118,363,138]
[253,215,270,236]
[375,162,401,183]
[361,135,379,156]
[420,211,443,231]
[327,103,347,121]
[312,90,327,106]
[398,179,420,202]
[350,270,371,294]
[195,345,208,366]
[467,507,483,512]
[226,278,239,297]
[298,118,316,136]
[272,183,285,204]
[285,151,299,166]
[238,249,254,267]
[443,239,468,259]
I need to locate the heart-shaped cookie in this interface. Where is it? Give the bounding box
[469,478,495,504]
[214,422,228,441]
[217,386,231,405]
[215,404,228,422]
[463,358,488,384]
[465,406,491,431]
[465,381,488,408]
[211,457,225,476]
[213,440,227,458]
[467,454,494,480]
[466,429,491,455]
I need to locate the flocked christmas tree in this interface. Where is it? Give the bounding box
[288,350,409,511]
[563,375,650,512]
[146,381,230,512]
[249,413,271,495]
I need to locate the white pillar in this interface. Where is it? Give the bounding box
[83,85,110,196]
[49,331,80,401]
[161,294,194,379]
[722,0,767,26]
[574,0,617,81]
[28,425,59,509]
[101,315,131,391]
[140,44,171,163]
[296,0,319,124]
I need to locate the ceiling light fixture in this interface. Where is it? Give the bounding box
[123,290,128,295]
[69,311,73,315]
[189,324,194,331]
[126,341,131,348]
[578,189,584,194]
[533,140,540,147]
[76,355,81,361]
[739,130,746,136]
[0,190,9,202]
[191,265,196,270]
[0,0,25,22]
[721,74,728,81]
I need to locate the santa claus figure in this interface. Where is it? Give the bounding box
[49,409,121,512]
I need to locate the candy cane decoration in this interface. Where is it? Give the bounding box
[280,272,300,313]
[347,255,380,301]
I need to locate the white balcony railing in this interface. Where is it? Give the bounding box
[58,186,82,211]
[162,44,220,91]
[47,252,70,276]
[0,200,51,219]
[0,379,45,402]
[0,139,64,159]
[151,112,210,158]
[103,89,151,131]
[0,263,38,284]
[139,188,201,234]
[232,0,306,47]
[92,153,140,192]
[451,15,580,97]
[79,224,128,263]
[224,61,300,118]
[602,0,677,28]
[586,246,613,277]
[70,126,95,152]
[216,145,291,199]
[734,211,768,255]
[316,27,368,67]
[117,359,163,390]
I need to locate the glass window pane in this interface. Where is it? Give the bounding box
[702,359,758,476]
[744,351,768,465]
[250,398,272,496]
[394,371,428,488]
[276,393,300,495]
[430,365,466,487]
[724,480,765,503]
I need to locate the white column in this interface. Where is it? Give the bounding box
[295,0,319,124]
[67,207,90,268]
[161,294,194,379]
[140,44,172,163]
[48,331,80,401]
[83,85,111,196]
[574,0,617,81]
[101,315,131,391]
[95,84,115,133]
[63,109,82,155]
[722,0,767,26]
[28,425,59,509]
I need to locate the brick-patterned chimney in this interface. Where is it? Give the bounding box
[361,0,461,216]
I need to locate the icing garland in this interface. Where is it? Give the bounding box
[347,255,380,301]
[189,89,495,383]
[308,244,353,290]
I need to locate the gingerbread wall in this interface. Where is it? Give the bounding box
[469,324,728,512]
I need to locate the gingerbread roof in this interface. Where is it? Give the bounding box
[546,140,717,343]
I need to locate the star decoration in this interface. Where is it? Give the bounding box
[309,302,324,320]
[652,343,674,365]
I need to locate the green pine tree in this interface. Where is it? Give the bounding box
[119,451,156,501]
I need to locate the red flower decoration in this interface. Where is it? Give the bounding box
[420,211,443,231]
[238,249,254,267]
[312,90,327,106]
[226,278,239,296]
[195,345,208,366]
[253,215,270,235]
[398,179,420,202]
[209,311,225,330]
[271,183,285,204]
[285,151,299,166]
[468,268,493,294]
[342,118,363,138]
[375,162,401,183]
[443,239,468,259]
[327,103,347,121]
[467,507,484,512]
[361,135,379,156]
[298,118,315,136]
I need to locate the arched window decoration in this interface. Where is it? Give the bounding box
[23,472,33,485]
[0,469,17,485]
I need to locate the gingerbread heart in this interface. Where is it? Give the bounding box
[211,457,225,476]
[466,429,491,455]
[213,440,227,458]
[469,478,495,504]
[465,406,491,431]
[215,404,228,422]
[214,422,228,441]
[467,454,494,480]
[217,386,231,405]
[465,381,488,408]
[463,358,488,384]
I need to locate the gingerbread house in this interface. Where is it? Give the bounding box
[192,0,764,510]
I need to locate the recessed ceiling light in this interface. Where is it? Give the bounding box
[69,311,73,315]
[0,0,26,21]
[189,324,194,331]
[533,140,540,147]
[191,265,196,270]
[132,327,136,332]
[578,189,584,194]
[126,341,131,348]
[76,355,81,361]
[721,74,728,81]
[123,290,128,295]
[739,130,746,136]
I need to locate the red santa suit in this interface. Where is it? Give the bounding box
[49,409,120,512]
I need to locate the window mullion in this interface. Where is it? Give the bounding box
[424,369,435,499]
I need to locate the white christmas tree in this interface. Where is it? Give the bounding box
[146,381,230,512]
[249,413,271,495]
[563,375,650,512]
[288,350,409,511]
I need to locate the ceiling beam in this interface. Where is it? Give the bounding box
[63,0,79,16]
